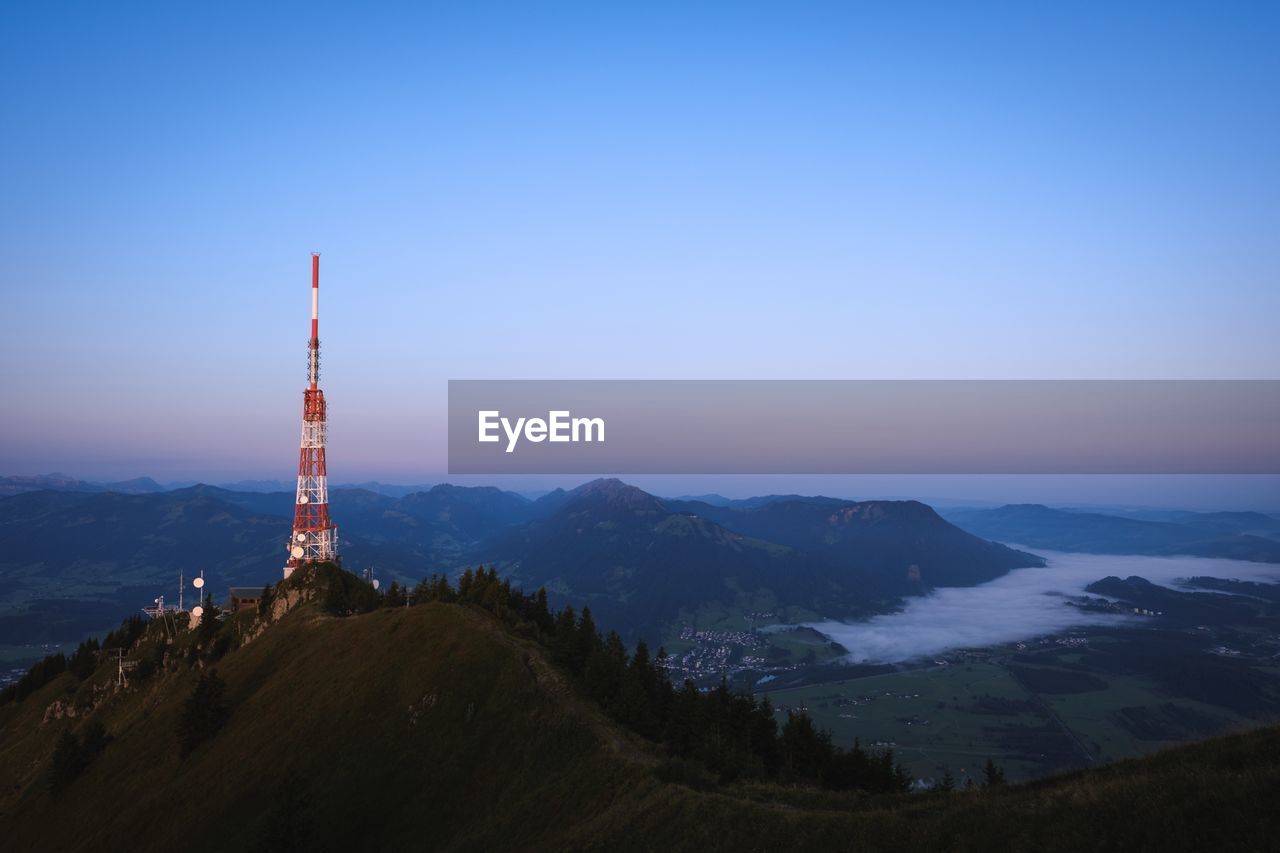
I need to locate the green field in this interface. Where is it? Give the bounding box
[763,626,847,665]
[763,662,1060,782]
[1046,678,1225,763]
[760,624,1280,784]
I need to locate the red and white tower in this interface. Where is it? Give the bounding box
[284,253,338,578]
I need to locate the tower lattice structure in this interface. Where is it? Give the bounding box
[285,253,337,578]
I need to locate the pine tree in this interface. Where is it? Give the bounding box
[622,639,662,736]
[69,639,100,679]
[665,679,703,758]
[983,758,1006,787]
[530,588,554,634]
[781,712,832,784]
[938,767,956,792]
[412,576,434,604]
[45,717,111,795]
[102,614,147,651]
[2,651,68,705]
[177,670,231,758]
[383,581,406,608]
[323,574,348,613]
[457,568,475,600]
[891,752,913,792]
[750,696,782,777]
[577,607,599,666]
[551,607,580,671]
[482,577,505,615]
[80,719,110,758]
[197,595,221,644]
[584,638,624,706]
[48,730,84,795]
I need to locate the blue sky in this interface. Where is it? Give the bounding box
[1,1,1277,501]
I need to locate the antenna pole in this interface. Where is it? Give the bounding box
[286,253,338,578]
[310,253,320,390]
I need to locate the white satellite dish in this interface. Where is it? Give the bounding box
[193,577,205,589]
[372,579,381,591]
[295,532,306,542]
[298,495,310,504]
[191,605,204,619]
[291,546,305,559]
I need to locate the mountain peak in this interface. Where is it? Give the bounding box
[566,478,666,513]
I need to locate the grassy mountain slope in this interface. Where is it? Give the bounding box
[2,589,1277,852]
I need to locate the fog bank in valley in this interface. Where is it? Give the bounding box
[810,550,1280,664]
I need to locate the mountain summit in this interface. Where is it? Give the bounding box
[0,568,1275,852]
[561,477,668,514]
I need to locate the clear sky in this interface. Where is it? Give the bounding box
[1,2,1278,503]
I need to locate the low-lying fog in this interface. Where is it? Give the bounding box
[809,550,1280,664]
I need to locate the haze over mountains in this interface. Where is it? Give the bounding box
[487,479,1040,635]
[0,473,436,499]
[1,477,1040,647]
[0,474,167,498]
[3,475,1278,656]
[943,504,1280,563]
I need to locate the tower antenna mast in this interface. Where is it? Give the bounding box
[284,253,338,578]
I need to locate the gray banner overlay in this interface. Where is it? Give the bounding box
[447,380,1280,474]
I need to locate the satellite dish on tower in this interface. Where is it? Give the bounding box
[372,579,381,591]
[295,533,306,542]
[191,605,204,619]
[298,495,310,504]
[193,577,205,589]
[291,546,305,559]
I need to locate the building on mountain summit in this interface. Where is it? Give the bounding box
[229,587,265,613]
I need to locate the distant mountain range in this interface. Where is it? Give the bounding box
[944,504,1280,563]
[0,474,438,499]
[7,477,1275,650]
[0,474,165,497]
[0,478,1040,646]
[491,480,1041,636]
[0,488,286,645]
